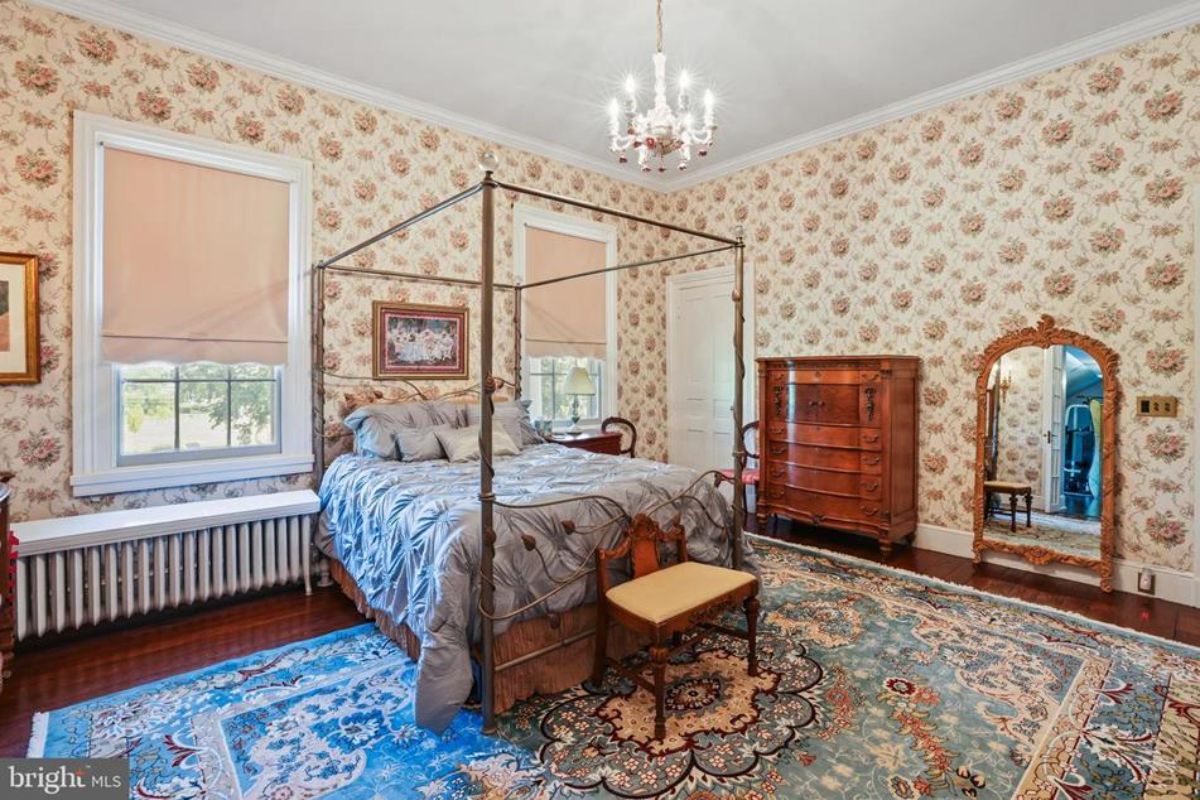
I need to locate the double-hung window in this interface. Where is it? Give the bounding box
[117,363,281,465]
[72,112,312,496]
[514,206,617,431]
[526,356,604,427]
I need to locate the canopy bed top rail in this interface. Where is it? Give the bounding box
[315,182,484,269]
[317,243,735,292]
[319,263,518,291]
[519,243,736,291]
[493,179,740,246]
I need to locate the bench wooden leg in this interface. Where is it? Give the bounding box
[650,643,668,741]
[590,602,608,689]
[744,594,760,677]
[1025,491,1032,528]
[1009,494,1018,532]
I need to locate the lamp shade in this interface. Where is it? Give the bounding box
[562,366,596,396]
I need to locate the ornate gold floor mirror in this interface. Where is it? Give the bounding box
[971,315,1117,591]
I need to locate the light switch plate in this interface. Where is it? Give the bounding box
[1136,395,1178,417]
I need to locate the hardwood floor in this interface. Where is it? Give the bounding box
[1,529,1196,757]
[759,518,1200,647]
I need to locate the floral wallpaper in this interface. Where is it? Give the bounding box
[1,0,1197,573]
[0,0,679,521]
[646,25,1198,569]
[994,348,1045,493]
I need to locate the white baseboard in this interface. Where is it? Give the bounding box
[914,522,1199,608]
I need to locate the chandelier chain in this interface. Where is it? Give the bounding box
[655,0,663,53]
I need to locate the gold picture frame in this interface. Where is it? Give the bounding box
[0,252,40,385]
[372,301,469,380]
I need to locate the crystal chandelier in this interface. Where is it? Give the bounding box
[607,0,716,172]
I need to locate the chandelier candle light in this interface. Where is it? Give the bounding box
[608,0,716,172]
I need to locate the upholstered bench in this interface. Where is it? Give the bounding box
[984,480,1033,532]
[592,514,759,741]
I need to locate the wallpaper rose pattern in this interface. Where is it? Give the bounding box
[0,0,679,519]
[657,27,1199,570]
[995,348,1045,492]
[0,1,1197,572]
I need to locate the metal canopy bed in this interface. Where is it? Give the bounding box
[312,153,748,734]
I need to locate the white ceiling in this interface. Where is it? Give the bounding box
[37,0,1200,190]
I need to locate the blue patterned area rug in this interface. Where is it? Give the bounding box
[31,540,1200,798]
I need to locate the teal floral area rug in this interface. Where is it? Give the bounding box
[31,539,1200,798]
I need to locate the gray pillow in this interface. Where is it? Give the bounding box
[434,426,520,462]
[344,400,465,459]
[394,424,452,462]
[465,399,543,447]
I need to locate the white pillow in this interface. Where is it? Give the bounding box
[434,426,521,462]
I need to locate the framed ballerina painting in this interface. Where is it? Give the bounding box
[372,302,469,380]
[0,252,39,385]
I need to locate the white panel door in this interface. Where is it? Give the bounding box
[667,270,738,473]
[1041,345,1066,512]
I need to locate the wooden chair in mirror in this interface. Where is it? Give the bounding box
[971,315,1117,591]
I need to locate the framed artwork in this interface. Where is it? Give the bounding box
[373,302,469,380]
[0,252,39,385]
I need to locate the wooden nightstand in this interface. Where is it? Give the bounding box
[550,430,623,456]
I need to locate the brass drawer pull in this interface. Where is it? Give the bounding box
[863,481,879,492]
[770,443,786,456]
[863,455,881,466]
[863,432,880,444]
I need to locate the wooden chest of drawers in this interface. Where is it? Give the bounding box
[757,356,919,554]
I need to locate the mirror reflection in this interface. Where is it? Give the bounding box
[982,345,1102,559]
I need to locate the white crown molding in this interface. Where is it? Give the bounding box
[664,0,1200,191]
[26,0,665,192]
[26,0,1200,194]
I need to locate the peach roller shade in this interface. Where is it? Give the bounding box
[101,147,291,365]
[523,227,607,359]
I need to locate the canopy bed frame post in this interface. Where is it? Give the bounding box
[478,154,499,734]
[313,258,327,488]
[513,284,522,399]
[731,226,746,570]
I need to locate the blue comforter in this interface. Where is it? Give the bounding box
[317,443,748,731]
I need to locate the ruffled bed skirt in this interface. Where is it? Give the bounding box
[328,558,640,714]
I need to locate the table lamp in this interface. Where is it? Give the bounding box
[562,366,596,434]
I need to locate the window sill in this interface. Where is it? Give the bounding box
[70,452,314,497]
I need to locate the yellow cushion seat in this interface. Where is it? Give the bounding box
[984,480,1032,493]
[605,561,756,625]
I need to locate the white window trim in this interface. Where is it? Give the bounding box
[512,204,618,430]
[71,112,313,497]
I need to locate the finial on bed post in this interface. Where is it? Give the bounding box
[479,151,500,175]
[731,224,747,571]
